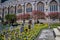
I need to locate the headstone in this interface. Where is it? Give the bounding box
[10,26,13,31]
[31,19,34,28]
[22,19,25,26]
[28,24,31,29]
[29,19,32,24]
[37,19,39,24]
[25,29,28,32]
[20,27,24,33]
[28,19,32,29]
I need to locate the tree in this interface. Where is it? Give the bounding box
[23,13,30,20]
[5,14,17,24]
[32,10,45,19]
[16,13,30,20]
[16,14,22,20]
[58,12,60,21]
[48,12,59,20]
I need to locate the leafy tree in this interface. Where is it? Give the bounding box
[17,13,30,20]
[16,14,22,20]
[32,10,45,19]
[23,13,30,20]
[48,12,59,20]
[5,14,17,24]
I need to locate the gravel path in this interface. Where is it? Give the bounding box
[35,29,55,40]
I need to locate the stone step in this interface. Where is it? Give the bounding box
[53,28,60,37]
[57,27,60,31]
[55,37,60,40]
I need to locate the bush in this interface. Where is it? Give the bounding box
[48,12,59,19]
[17,13,30,20]
[5,14,17,24]
[32,10,46,19]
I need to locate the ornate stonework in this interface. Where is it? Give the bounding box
[0,0,60,17]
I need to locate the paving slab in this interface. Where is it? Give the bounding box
[55,37,60,40]
[53,28,60,36]
[35,29,55,40]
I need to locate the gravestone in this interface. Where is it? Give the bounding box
[10,25,13,31]
[22,19,25,26]
[28,24,31,29]
[28,19,32,29]
[20,26,24,33]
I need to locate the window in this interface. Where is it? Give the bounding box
[4,7,8,15]
[10,6,15,14]
[37,2,44,12]
[26,3,32,12]
[17,4,22,13]
[0,9,2,15]
[17,9,22,13]
[50,1,58,12]
[26,8,32,12]
[59,5,60,11]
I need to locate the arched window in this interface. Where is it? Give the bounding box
[26,3,32,12]
[0,8,2,15]
[59,0,60,12]
[0,8,3,17]
[37,2,44,12]
[17,4,22,13]
[10,6,15,14]
[50,1,58,12]
[59,5,60,12]
[4,7,8,15]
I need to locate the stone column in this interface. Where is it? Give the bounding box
[16,4,18,15]
[58,3,59,12]
[22,4,24,14]
[24,2,26,13]
[44,1,49,15]
[32,2,36,10]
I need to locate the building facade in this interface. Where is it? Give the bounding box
[0,0,60,18]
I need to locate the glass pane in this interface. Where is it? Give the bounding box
[5,11,8,15]
[26,8,32,12]
[37,6,44,11]
[10,10,14,14]
[17,9,22,13]
[56,5,58,11]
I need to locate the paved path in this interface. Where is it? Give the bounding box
[53,28,60,40]
[35,29,55,40]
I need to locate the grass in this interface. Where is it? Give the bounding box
[1,23,60,40]
[0,23,48,40]
[0,23,60,40]
[50,23,60,28]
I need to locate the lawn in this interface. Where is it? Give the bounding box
[0,23,48,40]
[0,23,60,40]
[50,23,60,29]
